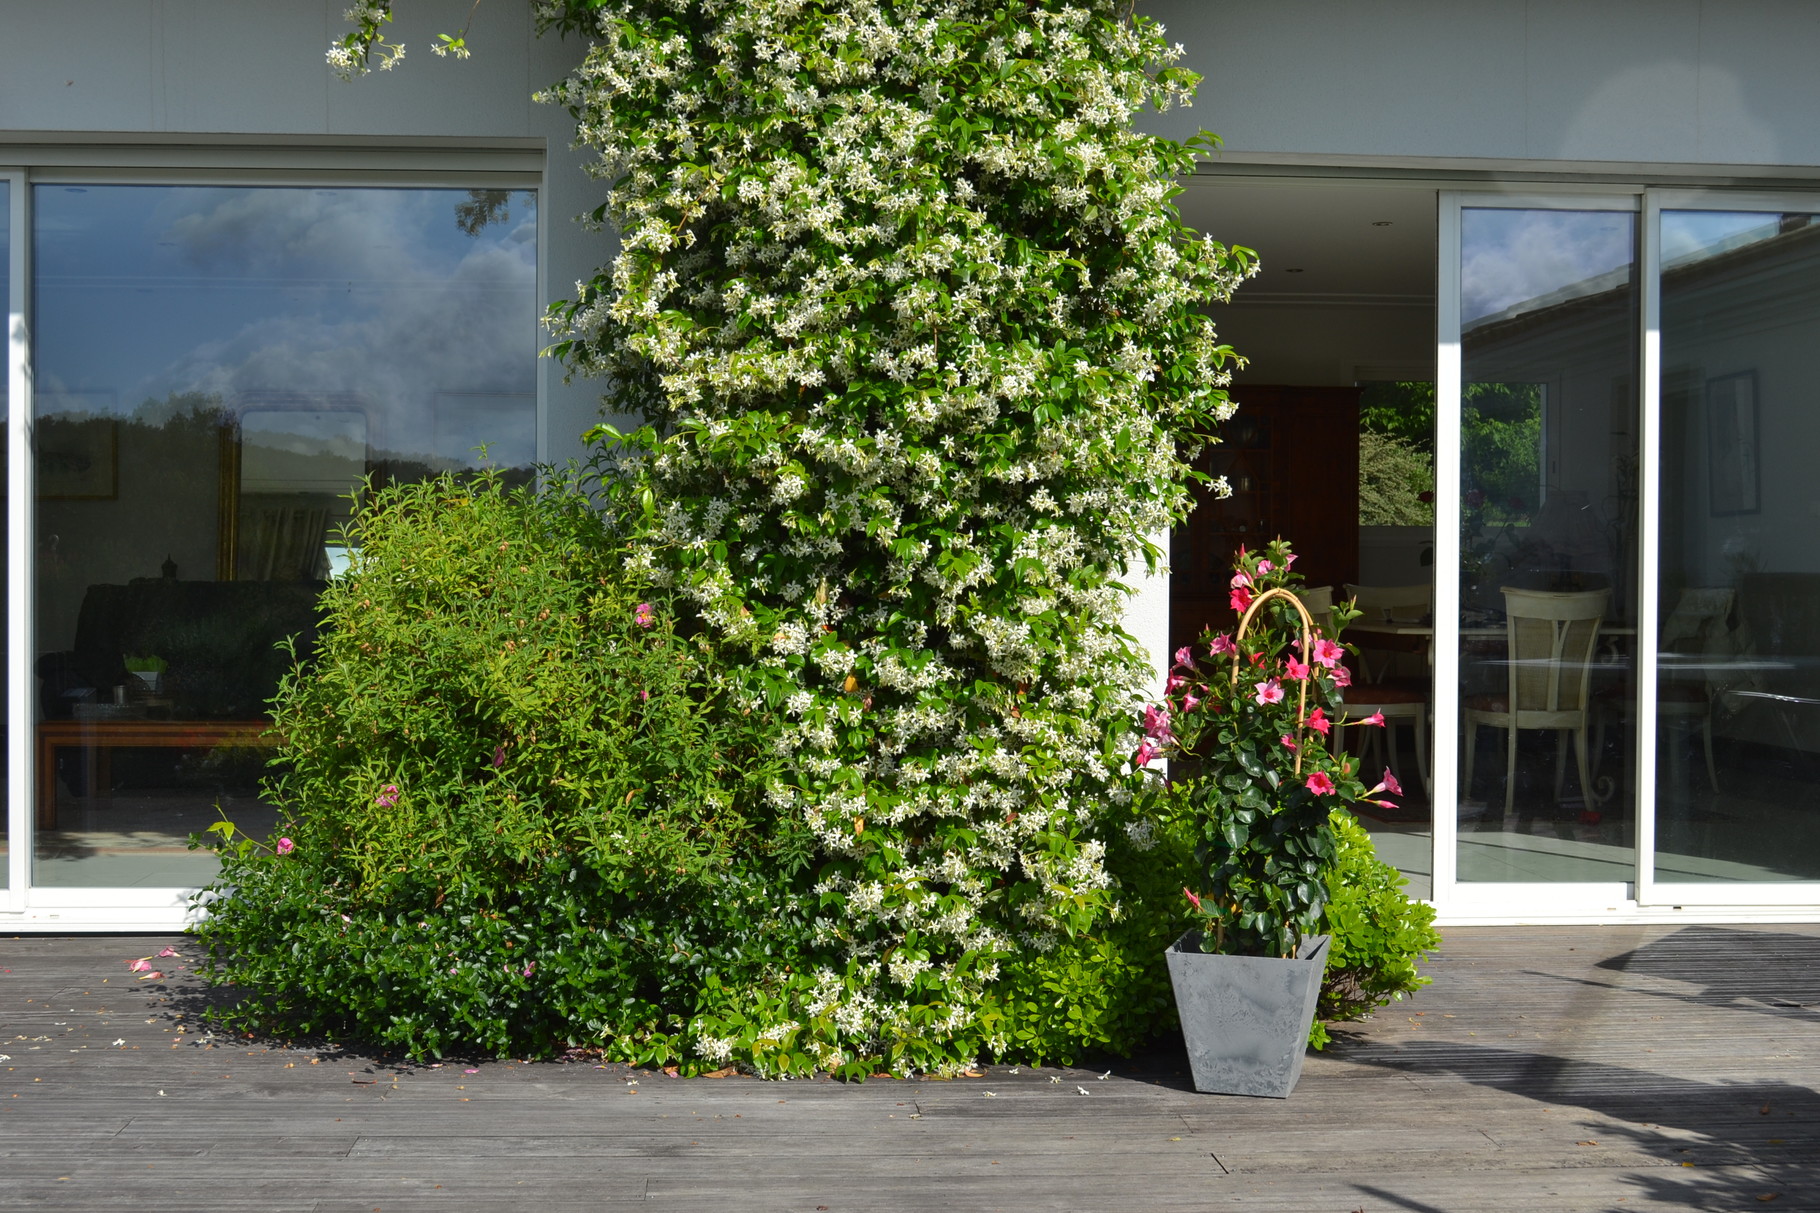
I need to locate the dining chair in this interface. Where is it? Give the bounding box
[1334,583,1434,795]
[1343,582,1433,685]
[1463,586,1610,821]
[1592,587,1735,792]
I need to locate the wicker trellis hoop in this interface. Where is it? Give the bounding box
[1229,586,1318,777]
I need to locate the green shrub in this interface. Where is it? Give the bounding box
[193,471,817,1063]
[1310,810,1442,1047]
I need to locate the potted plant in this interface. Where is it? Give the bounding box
[124,654,167,696]
[1139,539,1400,1097]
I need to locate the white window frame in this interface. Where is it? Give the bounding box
[1,155,544,931]
[1639,188,1820,908]
[1435,190,1644,923]
[3,168,25,916]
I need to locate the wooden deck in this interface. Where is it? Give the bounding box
[4,925,1820,1210]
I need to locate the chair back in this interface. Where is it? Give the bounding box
[1344,582,1432,624]
[1296,585,1335,633]
[1502,586,1610,717]
[1659,587,1735,653]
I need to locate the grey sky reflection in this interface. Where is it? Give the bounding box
[1462,209,1634,326]
[33,185,536,471]
[1662,210,1787,267]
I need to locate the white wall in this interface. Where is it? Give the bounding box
[1144,0,1820,171]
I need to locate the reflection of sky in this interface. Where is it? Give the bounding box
[32,185,537,469]
[1662,210,1788,267]
[1462,209,1634,325]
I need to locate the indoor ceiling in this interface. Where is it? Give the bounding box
[1173,178,1439,302]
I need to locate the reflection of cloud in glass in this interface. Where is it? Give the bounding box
[33,186,538,473]
[1662,210,1787,268]
[1462,209,1634,325]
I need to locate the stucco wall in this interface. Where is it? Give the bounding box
[1143,0,1820,171]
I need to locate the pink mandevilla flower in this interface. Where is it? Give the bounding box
[1312,639,1345,668]
[1132,740,1159,766]
[1230,586,1253,613]
[1207,633,1236,656]
[1382,769,1404,796]
[1253,678,1285,706]
[1183,887,1204,912]
[1256,560,1274,574]
[1280,733,1298,750]
[1363,711,1386,727]
[1284,656,1311,680]
[1181,692,1202,712]
[1304,707,1332,736]
[1143,703,1174,743]
[1230,571,1253,589]
[1330,664,1353,688]
[1166,673,1189,692]
[1172,645,1196,670]
[1306,771,1336,795]
[275,837,294,856]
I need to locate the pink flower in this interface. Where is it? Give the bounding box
[128,958,153,972]
[1167,673,1189,692]
[157,947,181,958]
[1230,586,1253,613]
[1207,633,1236,656]
[1306,771,1336,796]
[1172,645,1196,670]
[1284,552,1297,567]
[1312,639,1345,669]
[1257,560,1274,574]
[1181,692,1202,713]
[374,785,399,808]
[275,837,294,856]
[634,602,656,629]
[1253,678,1285,706]
[1363,711,1386,727]
[1304,707,1331,736]
[1183,888,1204,912]
[1381,769,1403,796]
[1280,733,1298,749]
[1330,664,1353,688]
[1230,571,1252,589]
[521,963,535,978]
[1133,740,1159,766]
[1143,703,1174,743]
[1284,656,1311,680]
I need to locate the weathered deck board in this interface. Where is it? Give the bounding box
[5,925,1820,1210]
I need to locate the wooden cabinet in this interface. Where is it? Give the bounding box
[1170,385,1361,654]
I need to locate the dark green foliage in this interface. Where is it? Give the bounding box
[1309,810,1442,1047]
[193,471,816,1061]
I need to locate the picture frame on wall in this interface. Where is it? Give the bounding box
[1706,371,1759,517]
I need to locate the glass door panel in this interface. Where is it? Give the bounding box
[1455,208,1640,882]
[1655,208,1820,886]
[29,184,537,889]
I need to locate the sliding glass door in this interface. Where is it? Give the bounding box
[1,178,540,925]
[1437,190,1820,916]
[1644,195,1820,904]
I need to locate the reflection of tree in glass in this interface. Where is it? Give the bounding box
[1463,381,1541,528]
[454,189,514,237]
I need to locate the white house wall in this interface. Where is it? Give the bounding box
[1145,0,1820,173]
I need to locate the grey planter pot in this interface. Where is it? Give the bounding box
[1165,930,1331,1098]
